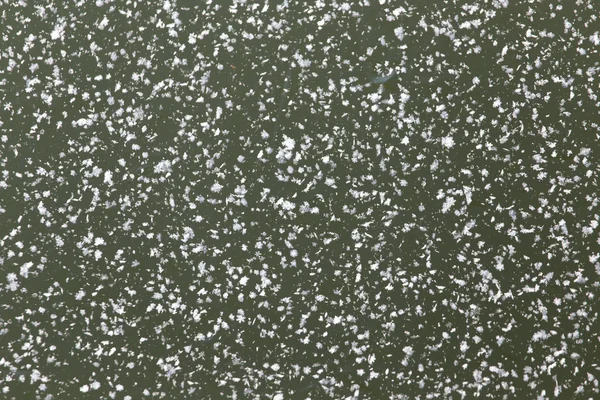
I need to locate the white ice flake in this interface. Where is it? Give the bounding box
[280,200,295,211]
[103,170,113,186]
[282,135,295,150]
[50,22,65,41]
[394,27,405,41]
[210,182,223,193]
[6,273,19,291]
[98,16,109,30]
[76,118,91,127]
[442,196,456,214]
[441,136,455,149]
[532,330,549,342]
[154,160,172,174]
[20,262,33,278]
[182,227,195,242]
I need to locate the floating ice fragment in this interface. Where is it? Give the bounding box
[104,170,113,185]
[394,27,405,41]
[442,196,456,213]
[282,135,295,150]
[441,136,455,149]
[532,330,548,342]
[76,118,91,127]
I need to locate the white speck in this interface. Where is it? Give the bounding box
[280,200,295,211]
[441,136,455,149]
[154,160,172,174]
[442,196,456,214]
[103,170,113,185]
[282,135,295,150]
[210,182,223,193]
[394,27,405,41]
[532,330,548,342]
[76,118,91,127]
[98,16,109,30]
[51,23,65,41]
[20,262,33,278]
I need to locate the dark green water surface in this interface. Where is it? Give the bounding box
[1,1,599,398]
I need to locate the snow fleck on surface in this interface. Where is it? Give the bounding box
[441,135,455,149]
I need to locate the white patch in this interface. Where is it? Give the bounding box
[282,135,295,150]
[532,330,548,342]
[210,182,223,193]
[394,27,405,41]
[103,170,113,185]
[51,23,65,41]
[76,118,91,127]
[442,196,456,214]
[280,200,295,211]
[441,136,455,148]
[20,262,33,278]
[154,160,172,174]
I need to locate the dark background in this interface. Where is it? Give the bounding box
[1,1,599,398]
